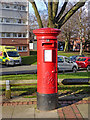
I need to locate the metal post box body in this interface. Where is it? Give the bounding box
[33,28,61,111]
[37,39,57,94]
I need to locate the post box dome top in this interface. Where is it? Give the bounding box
[33,28,61,36]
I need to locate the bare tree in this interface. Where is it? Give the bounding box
[61,3,79,52]
[29,0,87,29]
[29,13,39,30]
[76,5,89,54]
[59,3,89,52]
[81,7,89,53]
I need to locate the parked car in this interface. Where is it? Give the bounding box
[69,55,85,62]
[58,55,78,73]
[76,57,90,71]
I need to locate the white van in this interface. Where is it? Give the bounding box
[0,46,22,66]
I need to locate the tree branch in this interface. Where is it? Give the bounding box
[56,1,68,23]
[48,1,54,27]
[43,0,48,10]
[30,0,43,28]
[52,0,59,21]
[58,1,86,29]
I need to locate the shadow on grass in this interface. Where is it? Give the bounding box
[10,84,90,102]
[2,81,90,109]
[10,86,37,97]
[58,84,90,108]
[19,88,37,96]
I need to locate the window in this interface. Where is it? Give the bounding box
[18,46,22,51]
[10,18,13,23]
[4,52,7,57]
[1,33,5,37]
[2,4,6,8]
[13,5,17,9]
[0,18,1,22]
[58,57,64,62]
[6,4,10,8]
[5,18,10,23]
[17,19,22,24]
[18,33,22,37]
[23,33,26,37]
[13,33,17,37]
[23,46,27,51]
[65,58,70,63]
[23,20,26,24]
[6,33,10,37]
[18,6,21,10]
[7,51,19,57]
[88,59,90,61]
[0,18,26,24]
[0,32,27,38]
[77,58,86,61]
[17,46,27,52]
[22,6,26,10]
[13,19,17,23]
[0,18,4,23]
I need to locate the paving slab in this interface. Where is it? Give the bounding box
[0,105,2,120]
[12,105,35,118]
[2,105,14,118]
[35,109,59,118]
[77,104,90,119]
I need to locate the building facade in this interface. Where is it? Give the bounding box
[0,0,29,56]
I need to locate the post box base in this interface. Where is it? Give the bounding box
[37,92,58,111]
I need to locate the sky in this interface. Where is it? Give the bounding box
[29,0,88,14]
[29,0,63,13]
[29,0,47,13]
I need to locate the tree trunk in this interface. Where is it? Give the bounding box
[82,38,87,53]
[80,41,83,55]
[79,8,83,55]
[64,39,69,52]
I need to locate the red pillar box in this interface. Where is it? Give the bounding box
[33,28,61,111]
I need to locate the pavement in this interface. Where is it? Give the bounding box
[1,100,90,120]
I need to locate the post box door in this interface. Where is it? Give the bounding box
[41,49,57,94]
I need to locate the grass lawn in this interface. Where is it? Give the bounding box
[1,85,37,98]
[1,74,37,80]
[1,71,90,99]
[58,51,90,57]
[1,83,90,99]
[1,72,89,80]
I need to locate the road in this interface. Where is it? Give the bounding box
[0,64,37,75]
[0,64,88,75]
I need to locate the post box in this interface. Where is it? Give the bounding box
[33,28,61,111]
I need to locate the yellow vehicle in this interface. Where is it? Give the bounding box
[0,46,22,66]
